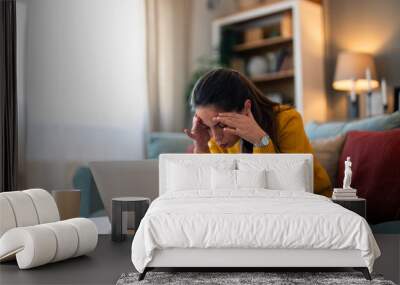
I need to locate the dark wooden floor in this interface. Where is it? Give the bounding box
[0,235,133,285]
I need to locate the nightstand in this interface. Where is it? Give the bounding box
[332,198,366,219]
[111,197,150,242]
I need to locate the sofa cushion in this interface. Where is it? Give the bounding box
[342,111,400,133]
[305,121,346,140]
[305,111,400,140]
[311,135,345,187]
[337,129,400,224]
[147,132,193,159]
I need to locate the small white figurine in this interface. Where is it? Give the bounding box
[343,156,353,190]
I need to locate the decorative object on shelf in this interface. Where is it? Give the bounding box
[244,27,263,43]
[247,56,268,76]
[52,189,80,220]
[266,51,278,72]
[381,78,388,113]
[333,157,358,200]
[343,156,353,190]
[333,51,379,119]
[266,92,283,104]
[276,48,289,71]
[280,53,293,71]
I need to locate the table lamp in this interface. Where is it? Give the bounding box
[333,51,379,118]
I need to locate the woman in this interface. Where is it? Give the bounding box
[184,68,332,197]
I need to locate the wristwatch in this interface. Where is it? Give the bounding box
[254,134,270,147]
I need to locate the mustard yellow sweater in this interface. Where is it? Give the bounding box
[208,106,332,197]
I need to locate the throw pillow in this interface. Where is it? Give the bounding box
[311,135,345,187]
[211,168,236,190]
[236,169,267,189]
[337,129,400,224]
[211,169,267,190]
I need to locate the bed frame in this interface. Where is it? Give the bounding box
[140,248,371,280]
[138,154,371,281]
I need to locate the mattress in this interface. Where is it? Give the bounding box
[131,190,380,273]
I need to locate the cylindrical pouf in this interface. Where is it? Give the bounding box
[63,218,98,257]
[24,189,60,223]
[0,196,17,237]
[52,190,81,220]
[0,226,57,269]
[42,221,79,262]
[1,191,39,227]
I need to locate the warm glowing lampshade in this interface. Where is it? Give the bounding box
[333,52,379,92]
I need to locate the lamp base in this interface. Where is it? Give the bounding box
[348,95,359,119]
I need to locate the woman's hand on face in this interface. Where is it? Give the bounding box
[184,115,211,149]
[213,110,266,145]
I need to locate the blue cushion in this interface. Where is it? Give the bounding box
[72,166,105,217]
[342,111,400,133]
[305,121,346,140]
[305,111,400,140]
[370,220,400,234]
[147,132,193,159]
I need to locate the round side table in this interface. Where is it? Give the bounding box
[111,197,150,242]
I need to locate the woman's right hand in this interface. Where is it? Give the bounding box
[184,115,210,152]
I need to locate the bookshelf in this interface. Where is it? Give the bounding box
[212,0,327,123]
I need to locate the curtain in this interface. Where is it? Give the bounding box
[145,0,192,132]
[0,0,18,192]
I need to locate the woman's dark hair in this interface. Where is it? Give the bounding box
[191,68,282,153]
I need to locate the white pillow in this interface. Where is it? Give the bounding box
[167,162,210,191]
[265,162,307,191]
[167,160,235,191]
[211,168,236,190]
[236,169,267,188]
[211,168,267,190]
[238,159,309,191]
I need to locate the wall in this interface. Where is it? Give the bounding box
[324,0,400,120]
[189,0,237,73]
[17,0,148,190]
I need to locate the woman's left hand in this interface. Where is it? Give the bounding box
[213,110,266,145]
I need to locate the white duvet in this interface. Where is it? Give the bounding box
[131,190,380,273]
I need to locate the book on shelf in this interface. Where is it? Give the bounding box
[332,192,357,197]
[332,196,359,200]
[333,188,357,193]
[332,192,358,199]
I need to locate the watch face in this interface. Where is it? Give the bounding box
[261,135,269,146]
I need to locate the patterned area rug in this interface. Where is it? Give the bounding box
[116,271,396,285]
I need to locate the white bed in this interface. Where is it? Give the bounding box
[131,154,380,280]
